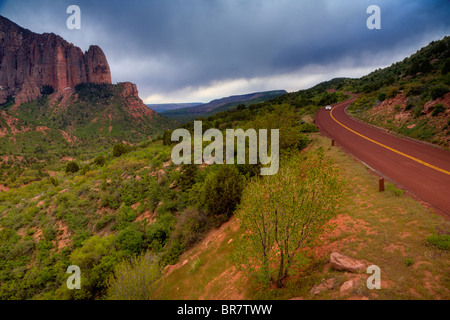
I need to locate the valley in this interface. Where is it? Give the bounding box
[0,11,449,302]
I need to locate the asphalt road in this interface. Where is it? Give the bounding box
[315,96,450,217]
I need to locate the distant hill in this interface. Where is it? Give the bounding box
[161,90,287,122]
[147,103,203,113]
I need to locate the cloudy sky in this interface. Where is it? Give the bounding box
[1,0,449,103]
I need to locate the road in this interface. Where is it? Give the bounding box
[315,96,450,217]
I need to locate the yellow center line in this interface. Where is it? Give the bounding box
[330,103,450,176]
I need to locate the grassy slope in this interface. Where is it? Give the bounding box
[344,36,450,148]
[154,133,450,300]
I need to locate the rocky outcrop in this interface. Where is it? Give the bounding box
[330,252,366,273]
[119,82,157,120]
[0,15,111,105]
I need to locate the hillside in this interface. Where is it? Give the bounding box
[161,90,287,122]
[324,37,450,148]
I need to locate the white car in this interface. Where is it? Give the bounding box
[325,105,332,110]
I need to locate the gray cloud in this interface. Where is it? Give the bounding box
[1,0,449,103]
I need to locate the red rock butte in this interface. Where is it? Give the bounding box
[0,15,112,105]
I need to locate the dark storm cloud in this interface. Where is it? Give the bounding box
[1,0,449,102]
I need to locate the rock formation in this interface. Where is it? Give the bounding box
[0,15,111,105]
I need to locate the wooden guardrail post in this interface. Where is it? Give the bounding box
[331,139,335,146]
[379,178,385,192]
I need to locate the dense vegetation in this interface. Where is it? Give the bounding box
[2,36,447,300]
[0,79,350,299]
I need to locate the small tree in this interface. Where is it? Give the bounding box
[93,155,106,166]
[66,161,80,173]
[199,165,245,225]
[232,150,342,288]
[162,130,173,146]
[177,163,198,191]
[113,143,128,157]
[107,252,160,300]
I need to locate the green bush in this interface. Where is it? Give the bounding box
[177,164,198,191]
[170,207,209,250]
[377,92,387,101]
[432,103,446,116]
[403,258,414,267]
[297,134,310,150]
[116,227,144,255]
[146,212,174,251]
[426,234,450,250]
[49,176,59,186]
[299,123,319,133]
[162,130,173,146]
[386,87,399,99]
[93,155,106,166]
[65,161,80,174]
[107,252,160,300]
[113,144,128,157]
[198,165,245,224]
[431,85,448,100]
[81,164,91,175]
[67,235,121,299]
[40,85,55,96]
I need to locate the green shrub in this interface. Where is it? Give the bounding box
[146,212,174,250]
[65,161,80,174]
[67,235,120,299]
[431,85,448,100]
[162,130,173,146]
[297,134,310,150]
[426,234,450,250]
[81,164,91,175]
[112,144,128,157]
[170,207,209,250]
[198,165,245,224]
[299,123,319,133]
[177,164,198,191]
[93,155,106,166]
[377,92,387,101]
[432,104,446,116]
[40,85,55,96]
[49,176,59,186]
[403,258,414,267]
[443,60,450,75]
[386,87,399,99]
[116,227,144,255]
[107,252,160,300]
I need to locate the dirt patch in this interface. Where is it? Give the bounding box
[199,267,245,300]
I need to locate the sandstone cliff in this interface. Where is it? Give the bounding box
[0,15,111,105]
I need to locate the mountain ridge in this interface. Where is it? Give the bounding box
[161,90,287,122]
